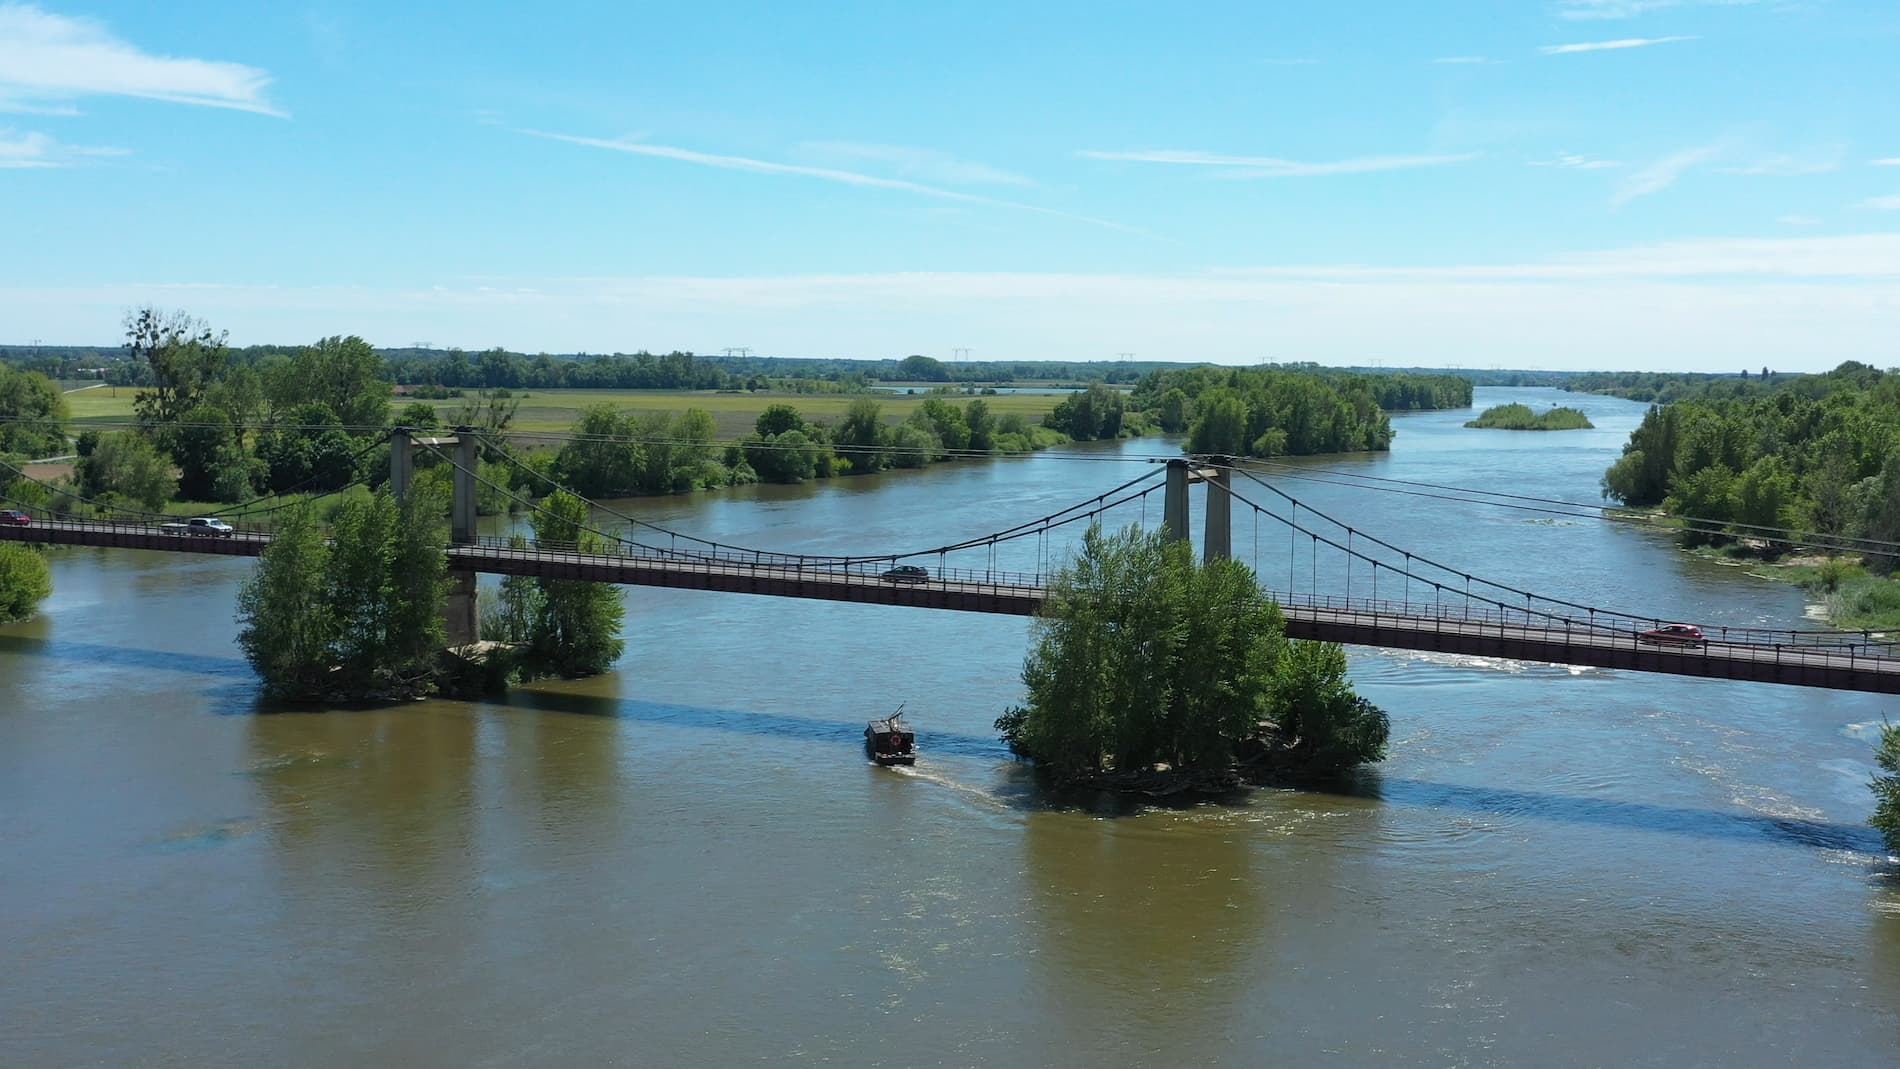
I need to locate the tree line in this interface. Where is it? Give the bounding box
[1126,365,1472,457]
[1599,362,1900,562]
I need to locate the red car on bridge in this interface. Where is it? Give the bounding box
[1638,623,1705,648]
[0,509,30,527]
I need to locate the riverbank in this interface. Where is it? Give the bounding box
[1687,545,1900,633]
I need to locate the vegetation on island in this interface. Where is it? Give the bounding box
[1599,361,1900,629]
[236,488,449,702]
[1126,364,1471,457]
[482,490,627,679]
[1464,403,1593,431]
[994,524,1389,794]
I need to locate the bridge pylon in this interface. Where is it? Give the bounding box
[1162,457,1232,561]
[389,425,480,646]
[1163,459,1191,545]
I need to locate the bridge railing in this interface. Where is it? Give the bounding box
[1265,589,1900,656]
[1267,589,1900,669]
[462,535,1050,591]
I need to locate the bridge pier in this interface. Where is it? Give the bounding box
[1163,459,1191,545]
[446,428,481,647]
[1203,458,1232,561]
[389,427,414,501]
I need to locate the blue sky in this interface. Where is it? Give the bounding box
[2,0,1897,370]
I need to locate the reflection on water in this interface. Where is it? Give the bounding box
[3,388,1899,1065]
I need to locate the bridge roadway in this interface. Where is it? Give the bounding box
[7,519,1898,694]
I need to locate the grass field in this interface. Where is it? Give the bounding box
[60,386,1073,441]
[496,388,1070,438]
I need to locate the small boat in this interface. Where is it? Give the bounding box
[864,707,917,766]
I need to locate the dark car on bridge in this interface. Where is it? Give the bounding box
[1638,623,1705,648]
[880,564,930,584]
[0,509,30,526]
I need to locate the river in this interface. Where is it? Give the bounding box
[2,387,1896,1066]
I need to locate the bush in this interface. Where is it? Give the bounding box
[1873,723,1900,853]
[0,543,52,623]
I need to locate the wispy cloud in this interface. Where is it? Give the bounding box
[1531,153,1623,169]
[0,2,282,116]
[1614,143,1724,206]
[0,126,126,167]
[1432,56,1497,64]
[1075,148,1478,177]
[1874,158,1900,167]
[1557,0,1760,17]
[520,129,1148,236]
[1776,214,1820,225]
[793,141,1034,187]
[1541,36,1698,54]
[1865,194,1900,211]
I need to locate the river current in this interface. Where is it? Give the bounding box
[3,387,1896,1066]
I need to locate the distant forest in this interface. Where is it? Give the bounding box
[2,342,1589,392]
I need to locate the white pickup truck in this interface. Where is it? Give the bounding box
[161,517,235,538]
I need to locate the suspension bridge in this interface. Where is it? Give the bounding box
[3,428,1897,694]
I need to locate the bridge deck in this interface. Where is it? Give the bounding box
[7,520,1897,694]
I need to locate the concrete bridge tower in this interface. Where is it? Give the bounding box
[389,427,481,647]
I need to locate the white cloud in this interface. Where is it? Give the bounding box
[0,126,126,167]
[792,141,1034,187]
[1776,214,1820,225]
[1541,36,1698,54]
[1614,143,1724,206]
[0,2,282,116]
[1075,148,1478,177]
[1531,153,1623,169]
[1866,194,1900,211]
[520,129,1148,236]
[1873,158,1900,166]
[19,237,1899,369]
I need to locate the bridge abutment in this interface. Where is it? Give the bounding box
[1203,459,1232,561]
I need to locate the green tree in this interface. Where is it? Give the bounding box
[755,403,804,438]
[1157,387,1190,434]
[235,505,338,700]
[127,307,228,431]
[171,404,246,502]
[1268,642,1392,770]
[555,406,642,497]
[1872,724,1900,853]
[269,335,389,431]
[482,537,545,643]
[525,490,625,677]
[0,365,67,458]
[965,398,997,451]
[76,432,176,510]
[0,543,52,623]
[1187,388,1250,455]
[914,398,971,451]
[397,401,441,428]
[836,397,888,473]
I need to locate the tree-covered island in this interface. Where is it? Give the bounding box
[995,524,1390,795]
[1464,403,1593,430]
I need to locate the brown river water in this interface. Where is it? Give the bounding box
[2,387,1896,1067]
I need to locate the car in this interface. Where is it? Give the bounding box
[161,517,235,538]
[1638,623,1705,648]
[0,509,30,526]
[880,564,930,584]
